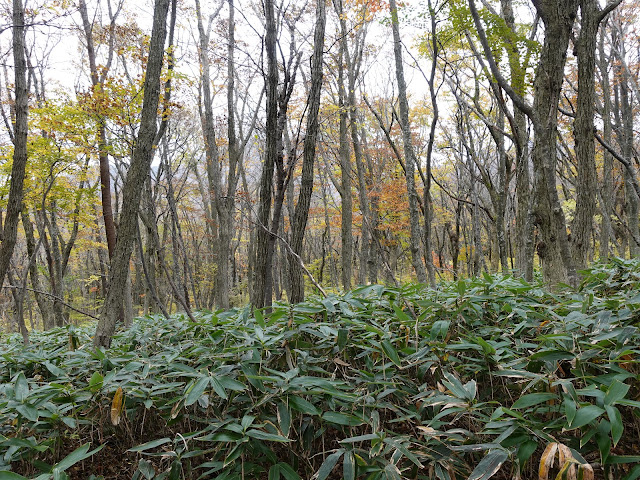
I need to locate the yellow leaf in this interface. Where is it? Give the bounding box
[110,387,124,425]
[539,442,558,480]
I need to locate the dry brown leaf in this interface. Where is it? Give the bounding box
[334,358,350,367]
[579,464,594,480]
[416,426,437,436]
[110,387,124,425]
[539,442,558,480]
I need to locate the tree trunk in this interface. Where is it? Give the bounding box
[288,0,326,304]
[572,0,600,271]
[0,0,29,291]
[389,0,427,283]
[335,6,352,291]
[78,0,118,259]
[253,0,279,308]
[598,24,614,260]
[94,0,170,348]
[501,0,533,280]
[530,0,579,287]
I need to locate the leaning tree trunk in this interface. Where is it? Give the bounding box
[0,0,28,291]
[288,0,326,304]
[94,0,170,348]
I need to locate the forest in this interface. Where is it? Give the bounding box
[2,0,640,479]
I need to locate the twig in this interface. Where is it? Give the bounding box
[2,285,99,320]
[251,219,327,298]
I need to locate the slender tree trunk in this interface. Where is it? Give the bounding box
[288,0,326,303]
[335,11,352,291]
[0,0,28,291]
[78,0,118,259]
[94,0,170,348]
[495,108,509,272]
[598,24,613,260]
[253,0,279,308]
[21,210,52,328]
[572,0,600,271]
[501,0,533,280]
[389,0,427,283]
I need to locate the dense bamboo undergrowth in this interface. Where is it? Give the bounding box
[2,259,640,479]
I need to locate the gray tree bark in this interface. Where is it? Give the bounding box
[0,0,29,292]
[94,0,171,348]
[598,24,614,260]
[389,0,427,283]
[288,0,326,303]
[253,0,279,308]
[572,0,611,270]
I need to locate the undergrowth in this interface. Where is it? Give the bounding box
[2,258,640,479]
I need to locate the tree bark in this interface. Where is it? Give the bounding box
[500,0,533,280]
[572,0,602,270]
[288,0,326,303]
[94,0,171,348]
[253,0,279,308]
[335,0,352,291]
[598,24,614,260]
[0,0,29,291]
[389,0,427,283]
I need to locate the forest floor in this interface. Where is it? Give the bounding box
[2,259,640,479]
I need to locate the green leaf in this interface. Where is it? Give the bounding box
[209,377,227,400]
[339,433,379,444]
[278,462,301,480]
[138,459,156,479]
[322,412,363,426]
[604,380,630,406]
[467,449,508,480]
[314,450,344,480]
[606,405,624,447]
[15,403,39,422]
[381,339,401,367]
[246,429,291,442]
[343,451,355,480]
[337,328,349,350]
[185,376,209,406]
[128,438,171,452]
[564,395,577,426]
[511,393,557,409]
[269,464,281,480]
[383,438,423,468]
[254,308,266,328]
[621,465,640,480]
[89,372,104,391]
[54,443,104,472]
[383,463,403,480]
[14,372,28,402]
[44,361,66,377]
[0,472,29,480]
[569,405,605,430]
[288,396,320,416]
[392,304,412,323]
